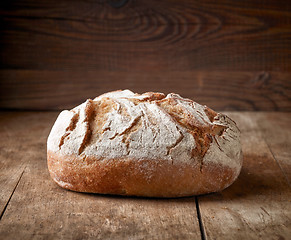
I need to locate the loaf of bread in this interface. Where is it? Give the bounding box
[47,90,242,197]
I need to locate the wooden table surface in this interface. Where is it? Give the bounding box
[0,111,290,239]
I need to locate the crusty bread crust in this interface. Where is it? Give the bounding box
[48,151,238,198]
[47,90,243,197]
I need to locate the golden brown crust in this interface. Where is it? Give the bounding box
[48,151,237,198]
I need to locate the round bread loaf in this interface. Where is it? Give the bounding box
[47,90,243,197]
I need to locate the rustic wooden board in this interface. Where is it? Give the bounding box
[197,112,291,240]
[0,112,201,240]
[1,70,290,111]
[1,0,290,71]
[1,0,291,111]
[254,112,291,186]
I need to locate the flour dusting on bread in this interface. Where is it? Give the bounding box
[48,90,242,172]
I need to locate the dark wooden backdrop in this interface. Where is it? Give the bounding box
[0,0,290,111]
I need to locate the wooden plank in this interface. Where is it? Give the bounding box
[0,112,58,218]
[1,70,290,111]
[197,112,291,240]
[0,0,290,71]
[254,112,291,186]
[0,111,201,239]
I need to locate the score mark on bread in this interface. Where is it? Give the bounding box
[47,90,243,197]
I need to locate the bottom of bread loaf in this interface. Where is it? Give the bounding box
[47,151,238,198]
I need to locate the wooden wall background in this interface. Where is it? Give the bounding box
[0,0,290,111]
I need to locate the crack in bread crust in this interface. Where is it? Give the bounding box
[121,115,143,154]
[59,112,79,149]
[166,127,184,155]
[156,97,223,167]
[78,99,95,154]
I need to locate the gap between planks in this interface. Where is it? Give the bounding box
[0,168,25,221]
[195,197,206,240]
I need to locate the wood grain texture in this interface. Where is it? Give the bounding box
[0,112,57,218]
[0,0,291,111]
[197,112,291,240]
[0,112,201,240]
[255,112,291,186]
[0,70,290,111]
[0,0,290,71]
